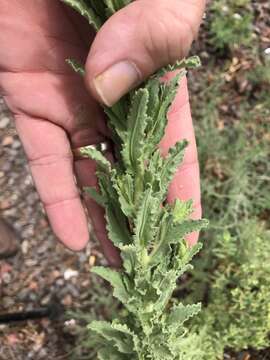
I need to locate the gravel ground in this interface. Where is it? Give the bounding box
[0,98,104,359]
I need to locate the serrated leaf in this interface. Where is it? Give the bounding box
[112,173,134,217]
[172,199,194,223]
[153,269,179,314]
[98,173,131,246]
[167,303,201,329]
[122,89,149,170]
[120,244,138,275]
[159,140,188,198]
[145,77,160,128]
[166,219,209,244]
[133,187,160,249]
[147,74,182,150]
[158,56,201,77]
[180,242,203,270]
[104,0,132,14]
[84,186,106,206]
[61,0,102,30]
[92,267,130,304]
[87,0,107,21]
[149,211,172,265]
[80,145,111,173]
[105,202,131,246]
[66,58,85,76]
[89,321,136,354]
[97,347,127,360]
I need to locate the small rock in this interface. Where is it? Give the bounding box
[2,272,12,284]
[38,348,47,358]
[56,278,65,287]
[11,139,21,149]
[29,292,38,302]
[0,199,12,210]
[2,135,13,146]
[25,259,38,267]
[66,284,79,298]
[61,294,73,306]
[64,268,79,280]
[18,288,29,301]
[29,281,39,291]
[21,240,29,255]
[6,333,20,346]
[0,117,10,129]
[40,294,51,306]
[2,296,15,308]
[2,161,12,172]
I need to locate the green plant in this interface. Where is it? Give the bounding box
[62,1,208,359]
[186,62,270,358]
[209,0,254,50]
[194,221,270,357]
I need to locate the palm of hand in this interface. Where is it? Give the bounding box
[0,1,201,265]
[0,1,117,258]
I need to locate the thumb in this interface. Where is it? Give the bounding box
[85,0,205,106]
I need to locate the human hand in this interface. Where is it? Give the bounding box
[0,0,205,266]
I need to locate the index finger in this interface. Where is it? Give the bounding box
[159,76,201,246]
[14,114,89,251]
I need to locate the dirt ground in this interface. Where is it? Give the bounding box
[0,98,107,359]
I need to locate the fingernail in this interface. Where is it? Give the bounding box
[93,61,141,106]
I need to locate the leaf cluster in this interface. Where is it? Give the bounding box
[61,0,133,30]
[186,59,270,358]
[63,1,208,359]
[208,0,254,51]
[83,63,207,359]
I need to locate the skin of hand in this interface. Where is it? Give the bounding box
[0,0,205,266]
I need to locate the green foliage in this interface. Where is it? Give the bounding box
[209,0,254,50]
[61,0,103,30]
[61,0,132,30]
[83,61,208,359]
[186,59,270,357]
[64,2,208,359]
[66,59,85,76]
[193,222,270,358]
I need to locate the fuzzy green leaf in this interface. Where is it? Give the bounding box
[98,173,131,246]
[97,348,127,360]
[112,173,134,217]
[66,58,85,76]
[89,321,136,354]
[92,267,130,304]
[61,0,102,30]
[105,202,131,246]
[159,140,188,197]
[167,219,209,244]
[122,89,149,170]
[158,56,201,77]
[167,303,201,329]
[145,77,160,127]
[84,186,106,206]
[120,244,138,275]
[80,145,111,173]
[172,199,194,223]
[133,187,160,249]
[104,0,132,14]
[147,74,183,151]
[87,0,107,21]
